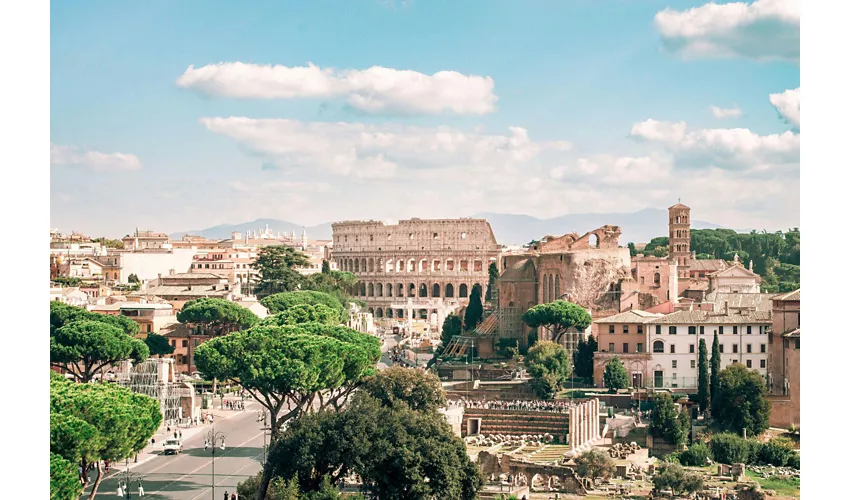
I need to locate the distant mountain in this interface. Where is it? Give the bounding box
[170,209,731,246]
[169,219,333,240]
[474,209,725,246]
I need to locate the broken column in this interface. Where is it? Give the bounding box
[568,406,576,449]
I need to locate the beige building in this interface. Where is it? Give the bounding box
[129,272,239,311]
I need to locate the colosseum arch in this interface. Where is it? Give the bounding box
[446,283,455,298]
[432,283,441,297]
[361,259,367,272]
[377,258,383,272]
[368,283,374,296]
[387,309,393,318]
[386,283,393,297]
[354,260,360,273]
[432,259,441,271]
[376,283,383,297]
[408,283,416,297]
[460,259,469,271]
[419,283,428,297]
[397,283,404,297]
[407,259,415,272]
[375,308,383,318]
[396,259,403,272]
[419,258,428,272]
[446,259,455,271]
[360,282,366,296]
[368,307,374,315]
[459,283,469,298]
[368,258,374,272]
[418,309,428,319]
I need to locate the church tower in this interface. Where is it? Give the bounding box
[668,202,691,279]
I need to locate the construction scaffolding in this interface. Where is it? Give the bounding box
[116,358,188,422]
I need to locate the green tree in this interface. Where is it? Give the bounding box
[758,437,798,467]
[709,432,762,464]
[321,259,331,274]
[574,449,614,482]
[463,284,484,331]
[603,356,629,393]
[261,290,345,317]
[51,452,83,500]
[698,339,710,413]
[360,366,447,413]
[303,271,358,315]
[144,333,174,357]
[650,393,686,446]
[53,277,83,287]
[194,323,380,499]
[573,335,597,379]
[679,442,712,466]
[521,300,591,344]
[253,246,311,298]
[710,331,721,402]
[440,313,462,347]
[51,373,161,498]
[50,320,149,383]
[652,463,702,496]
[92,237,124,249]
[262,303,340,327]
[627,242,637,257]
[711,364,771,436]
[525,341,571,399]
[485,262,499,301]
[177,297,259,336]
[50,301,140,336]
[127,273,140,283]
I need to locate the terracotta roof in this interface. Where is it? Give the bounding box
[773,289,800,302]
[782,328,800,338]
[651,309,772,325]
[160,323,193,338]
[164,273,227,280]
[669,203,690,210]
[594,310,664,324]
[690,259,728,272]
[706,292,776,312]
[129,285,231,298]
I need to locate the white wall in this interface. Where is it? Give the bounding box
[119,248,198,283]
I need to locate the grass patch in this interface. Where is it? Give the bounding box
[746,471,800,497]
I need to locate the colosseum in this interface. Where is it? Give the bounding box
[331,218,501,330]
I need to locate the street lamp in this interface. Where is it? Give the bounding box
[116,458,144,498]
[205,428,227,499]
[257,410,271,464]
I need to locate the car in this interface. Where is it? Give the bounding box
[162,439,183,455]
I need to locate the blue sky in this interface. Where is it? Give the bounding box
[50,0,800,237]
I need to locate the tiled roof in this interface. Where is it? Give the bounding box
[129,285,231,298]
[690,259,728,272]
[651,309,771,325]
[594,310,664,324]
[706,292,777,312]
[164,273,226,280]
[669,203,689,209]
[782,328,800,338]
[773,289,800,302]
[160,323,193,338]
[500,258,536,281]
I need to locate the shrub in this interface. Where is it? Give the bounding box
[709,433,762,464]
[787,452,801,470]
[679,442,712,466]
[758,437,797,467]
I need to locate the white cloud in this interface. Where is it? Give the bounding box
[769,87,800,128]
[199,117,572,179]
[230,180,332,194]
[177,62,497,115]
[654,0,800,61]
[710,106,743,119]
[550,156,672,186]
[50,143,143,171]
[629,119,799,171]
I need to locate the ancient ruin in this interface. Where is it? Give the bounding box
[477,450,588,495]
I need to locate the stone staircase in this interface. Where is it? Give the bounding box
[461,409,570,442]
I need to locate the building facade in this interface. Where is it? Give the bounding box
[331,218,501,330]
[767,289,800,428]
[592,310,662,388]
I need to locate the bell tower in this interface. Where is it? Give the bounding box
[668,202,691,279]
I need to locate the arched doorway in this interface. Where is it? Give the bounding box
[459,283,469,298]
[445,283,454,298]
[432,283,441,297]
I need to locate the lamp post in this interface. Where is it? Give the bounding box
[257,410,270,464]
[117,458,144,498]
[205,428,226,499]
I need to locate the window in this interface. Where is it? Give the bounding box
[761,344,766,353]
[691,360,696,369]
[700,326,704,335]
[733,344,739,354]
[718,326,724,335]
[795,339,800,349]
[672,360,677,368]
[719,344,724,353]
[669,326,677,335]
[637,343,644,353]
[608,343,615,352]
[623,325,629,334]
[746,359,752,368]
[760,359,766,369]
[689,344,695,354]
[688,326,696,335]
[672,373,677,379]
[732,359,738,364]
[670,345,676,354]
[653,341,664,353]
[182,340,188,347]
[637,325,644,334]
[746,344,752,353]
[609,325,615,334]
[623,343,629,353]
[171,340,176,347]
[656,325,661,335]
[747,325,752,335]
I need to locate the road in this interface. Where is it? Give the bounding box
[377,332,400,370]
[85,402,267,499]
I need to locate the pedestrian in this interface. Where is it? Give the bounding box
[179,430,182,439]
[231,493,237,500]
[224,491,229,500]
[138,479,145,496]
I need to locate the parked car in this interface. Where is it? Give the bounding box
[162,439,183,455]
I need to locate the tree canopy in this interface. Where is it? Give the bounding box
[485,262,499,301]
[145,333,174,357]
[573,334,597,379]
[574,449,614,482]
[51,452,83,500]
[463,284,484,331]
[525,341,571,399]
[652,463,704,497]
[698,339,710,413]
[176,297,259,336]
[50,301,140,336]
[261,290,345,317]
[50,372,161,497]
[521,300,591,344]
[359,366,447,414]
[710,331,721,401]
[252,246,312,298]
[50,320,149,382]
[649,392,687,446]
[262,303,340,327]
[603,356,629,393]
[711,363,771,436]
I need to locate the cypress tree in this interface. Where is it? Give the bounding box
[464,284,484,331]
[698,338,710,413]
[710,331,721,408]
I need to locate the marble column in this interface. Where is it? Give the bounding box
[580,403,587,447]
[592,399,598,440]
[584,402,590,444]
[569,406,576,449]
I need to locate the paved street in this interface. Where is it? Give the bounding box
[377,332,400,370]
[85,401,267,499]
